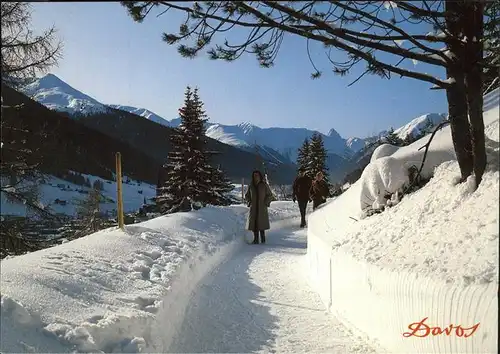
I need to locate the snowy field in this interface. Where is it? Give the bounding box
[308,88,499,353]
[1,201,319,353]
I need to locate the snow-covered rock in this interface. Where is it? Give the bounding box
[307,87,499,353]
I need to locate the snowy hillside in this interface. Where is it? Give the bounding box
[22,74,109,115]
[345,137,366,152]
[1,173,156,217]
[308,88,499,353]
[205,123,251,147]
[107,105,171,127]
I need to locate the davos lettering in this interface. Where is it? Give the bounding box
[403,317,480,338]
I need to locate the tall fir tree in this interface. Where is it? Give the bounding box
[296,138,311,175]
[157,86,233,213]
[308,132,329,182]
[157,86,211,213]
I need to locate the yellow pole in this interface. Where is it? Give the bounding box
[115,152,124,229]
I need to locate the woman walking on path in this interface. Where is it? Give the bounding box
[292,168,313,228]
[245,170,273,244]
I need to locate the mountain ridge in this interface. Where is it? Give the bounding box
[21,74,448,183]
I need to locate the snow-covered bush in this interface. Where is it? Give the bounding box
[370,143,400,162]
[359,136,457,217]
[359,156,409,213]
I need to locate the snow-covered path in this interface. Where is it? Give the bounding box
[168,219,378,353]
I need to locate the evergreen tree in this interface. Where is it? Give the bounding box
[402,134,414,146]
[296,138,311,175]
[484,2,500,94]
[308,132,329,182]
[74,186,103,235]
[385,128,404,146]
[157,87,207,212]
[206,165,233,206]
[157,86,233,213]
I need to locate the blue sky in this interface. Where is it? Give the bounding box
[31,2,448,139]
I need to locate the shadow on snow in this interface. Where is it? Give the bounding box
[167,218,307,353]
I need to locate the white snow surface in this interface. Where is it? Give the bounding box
[168,221,379,354]
[3,201,343,353]
[310,87,500,286]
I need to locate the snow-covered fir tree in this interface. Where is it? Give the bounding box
[206,165,233,206]
[308,132,329,182]
[157,86,232,213]
[384,128,404,146]
[296,138,311,175]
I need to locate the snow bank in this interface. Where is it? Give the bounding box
[307,88,499,353]
[1,201,299,353]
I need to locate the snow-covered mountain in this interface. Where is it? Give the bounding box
[21,73,447,165]
[203,122,353,162]
[107,105,171,127]
[22,74,110,115]
[394,113,447,139]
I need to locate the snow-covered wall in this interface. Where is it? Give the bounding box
[308,235,497,353]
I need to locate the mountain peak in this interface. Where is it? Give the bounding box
[327,128,342,140]
[21,73,109,115]
[238,121,257,134]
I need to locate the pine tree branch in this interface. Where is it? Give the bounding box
[264,1,450,66]
[237,2,451,88]
[397,1,446,18]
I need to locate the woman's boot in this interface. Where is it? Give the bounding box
[260,230,266,244]
[252,231,259,244]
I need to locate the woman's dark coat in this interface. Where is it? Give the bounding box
[309,178,330,205]
[245,181,273,231]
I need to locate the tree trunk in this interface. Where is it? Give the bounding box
[446,70,474,181]
[445,0,474,182]
[464,1,486,187]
